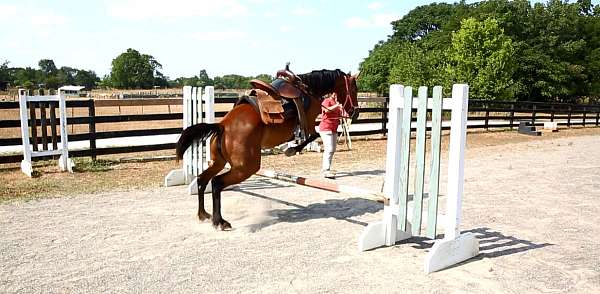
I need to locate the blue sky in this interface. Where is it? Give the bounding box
[1,0,597,79]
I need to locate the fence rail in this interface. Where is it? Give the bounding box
[1,95,599,164]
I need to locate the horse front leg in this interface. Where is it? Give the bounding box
[284,133,319,157]
[210,165,259,231]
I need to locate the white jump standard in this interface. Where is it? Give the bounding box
[358,84,479,273]
[164,86,215,194]
[19,87,75,177]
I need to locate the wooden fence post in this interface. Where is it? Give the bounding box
[568,105,572,128]
[550,105,555,122]
[382,97,388,137]
[484,105,489,131]
[532,104,536,126]
[88,99,97,161]
[29,102,39,152]
[50,102,58,150]
[583,107,586,127]
[509,104,515,130]
[42,102,50,151]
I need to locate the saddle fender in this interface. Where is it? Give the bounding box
[239,89,285,125]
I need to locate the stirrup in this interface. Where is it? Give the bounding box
[293,125,308,143]
[292,98,309,142]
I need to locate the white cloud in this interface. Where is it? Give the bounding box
[107,0,248,20]
[279,25,292,33]
[0,4,68,31]
[0,4,18,18]
[6,40,20,49]
[372,13,398,27]
[192,30,248,41]
[345,13,399,29]
[30,12,68,26]
[368,2,383,10]
[345,17,370,29]
[292,6,317,16]
[263,11,276,18]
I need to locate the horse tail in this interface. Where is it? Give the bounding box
[176,123,223,160]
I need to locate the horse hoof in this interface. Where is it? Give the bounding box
[284,148,297,157]
[212,219,232,231]
[220,221,232,231]
[198,211,211,222]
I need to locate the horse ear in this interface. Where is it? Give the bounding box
[352,71,361,80]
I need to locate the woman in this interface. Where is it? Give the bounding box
[318,92,345,179]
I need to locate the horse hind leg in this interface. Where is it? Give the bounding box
[211,164,259,230]
[196,158,226,222]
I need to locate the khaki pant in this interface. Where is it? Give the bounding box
[319,131,337,171]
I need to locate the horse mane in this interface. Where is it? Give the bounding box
[298,69,346,95]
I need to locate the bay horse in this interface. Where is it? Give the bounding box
[176,69,359,230]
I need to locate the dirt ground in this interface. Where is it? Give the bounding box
[1,128,600,293]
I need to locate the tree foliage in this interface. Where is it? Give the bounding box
[359,0,600,103]
[0,61,10,90]
[0,59,99,90]
[109,48,165,89]
[447,17,516,100]
[170,71,273,90]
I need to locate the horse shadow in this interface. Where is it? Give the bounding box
[232,180,552,263]
[231,180,383,231]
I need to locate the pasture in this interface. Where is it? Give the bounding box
[1,128,600,292]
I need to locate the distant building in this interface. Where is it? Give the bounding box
[60,85,85,97]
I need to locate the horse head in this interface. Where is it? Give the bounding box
[334,71,359,120]
[296,68,360,119]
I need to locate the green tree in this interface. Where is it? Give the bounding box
[447,17,516,100]
[98,75,112,88]
[56,66,77,85]
[110,48,163,89]
[74,70,100,90]
[14,67,40,89]
[38,59,59,88]
[213,76,225,90]
[358,41,399,93]
[197,69,213,87]
[387,43,449,89]
[220,74,249,89]
[38,59,57,76]
[253,74,273,84]
[358,0,600,102]
[391,2,460,41]
[0,61,10,89]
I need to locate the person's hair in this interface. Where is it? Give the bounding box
[325,92,337,99]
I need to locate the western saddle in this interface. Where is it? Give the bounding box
[243,63,312,141]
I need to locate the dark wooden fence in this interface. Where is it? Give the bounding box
[354,97,600,135]
[1,95,599,164]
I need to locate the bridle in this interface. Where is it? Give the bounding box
[341,75,357,116]
[317,75,357,119]
[321,75,356,119]
[313,74,357,119]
